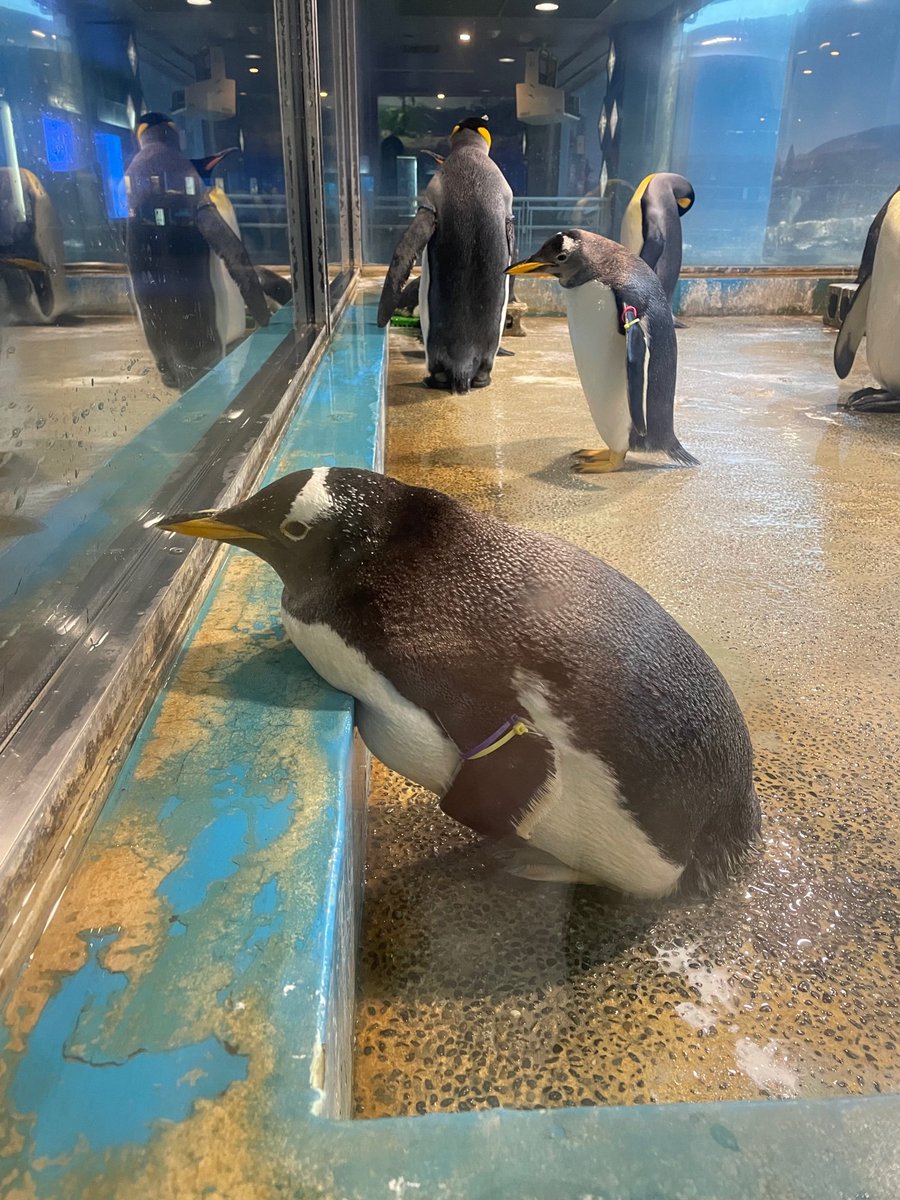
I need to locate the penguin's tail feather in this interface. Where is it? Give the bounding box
[664,437,699,467]
[630,430,699,467]
[679,789,762,896]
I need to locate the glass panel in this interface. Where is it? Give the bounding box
[360,0,900,268]
[317,0,352,289]
[0,0,302,737]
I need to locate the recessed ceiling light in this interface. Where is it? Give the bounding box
[320,90,328,97]
[499,56,514,62]
[186,0,212,6]
[830,49,840,55]
[819,40,830,48]
[248,66,259,73]
[849,31,861,37]
[437,92,445,99]
[239,90,247,95]
[802,68,813,74]
[245,53,261,59]
[30,27,46,36]
[535,2,559,10]
[458,31,471,42]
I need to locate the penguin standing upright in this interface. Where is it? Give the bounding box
[620,173,694,315]
[834,185,900,411]
[377,116,515,393]
[159,467,759,896]
[125,113,270,390]
[508,229,697,472]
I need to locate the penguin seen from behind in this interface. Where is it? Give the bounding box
[508,229,697,472]
[377,116,515,393]
[159,467,759,897]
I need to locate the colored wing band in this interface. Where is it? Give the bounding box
[622,304,639,330]
[463,716,530,761]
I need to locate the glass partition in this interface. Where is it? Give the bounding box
[359,0,900,268]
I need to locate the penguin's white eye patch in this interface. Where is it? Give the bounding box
[281,519,310,542]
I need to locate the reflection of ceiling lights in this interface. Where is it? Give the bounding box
[320,90,328,97]
[31,28,46,36]
[437,92,445,99]
[245,53,261,59]
[802,68,813,74]
[819,40,830,47]
[535,2,559,10]
[458,31,471,42]
[610,100,618,138]
[700,35,736,46]
[608,42,616,79]
[498,57,514,63]
[830,49,840,55]
[248,66,259,73]
[598,108,607,139]
[186,0,212,6]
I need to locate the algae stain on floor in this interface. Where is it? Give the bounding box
[352,318,900,1118]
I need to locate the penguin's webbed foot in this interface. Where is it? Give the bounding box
[424,372,448,390]
[572,450,627,474]
[495,841,598,885]
[572,447,610,462]
[842,387,900,413]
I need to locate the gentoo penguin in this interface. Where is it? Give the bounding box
[834,185,900,411]
[159,467,759,896]
[377,116,515,393]
[620,173,695,317]
[508,230,697,472]
[125,113,270,390]
[0,167,68,324]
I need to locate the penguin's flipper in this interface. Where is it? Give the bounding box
[639,228,665,273]
[440,726,554,840]
[196,202,271,327]
[625,318,649,438]
[258,266,293,307]
[834,276,870,380]
[377,205,436,328]
[395,277,420,313]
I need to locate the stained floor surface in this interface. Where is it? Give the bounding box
[353,315,900,1118]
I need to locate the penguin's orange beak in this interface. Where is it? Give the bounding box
[506,258,551,276]
[156,511,265,542]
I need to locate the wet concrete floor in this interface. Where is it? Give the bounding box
[353,316,900,1118]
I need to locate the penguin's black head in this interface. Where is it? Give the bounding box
[156,468,386,587]
[672,177,695,215]
[450,115,491,148]
[507,230,589,282]
[136,112,180,148]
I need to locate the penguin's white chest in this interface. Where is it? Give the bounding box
[565,281,631,453]
[867,195,900,393]
[280,609,459,794]
[209,190,247,351]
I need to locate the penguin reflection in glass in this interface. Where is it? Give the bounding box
[620,172,695,320]
[508,229,697,472]
[834,184,900,411]
[377,116,515,393]
[159,467,759,896]
[125,113,271,390]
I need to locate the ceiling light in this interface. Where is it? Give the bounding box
[186,0,212,6]
[830,49,840,55]
[849,31,861,37]
[245,53,261,59]
[797,49,808,54]
[320,90,328,97]
[535,2,559,10]
[30,27,46,36]
[700,35,737,45]
[248,66,259,73]
[437,92,445,99]
[458,31,471,42]
[802,68,813,74]
[819,40,830,48]
[499,56,514,62]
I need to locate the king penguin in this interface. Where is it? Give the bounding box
[834,185,900,411]
[159,467,759,897]
[125,113,270,390]
[508,229,697,472]
[620,173,694,319]
[377,115,515,393]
